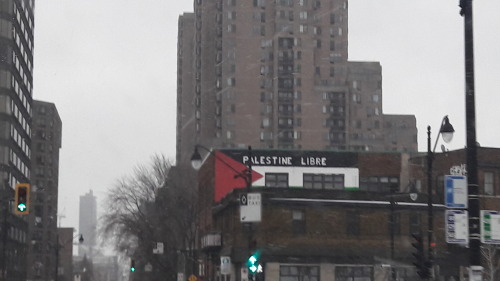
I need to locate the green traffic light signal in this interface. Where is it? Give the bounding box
[17,202,27,212]
[130,259,136,272]
[14,184,30,215]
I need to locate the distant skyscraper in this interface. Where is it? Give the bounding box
[176,0,417,165]
[27,101,62,281]
[0,1,35,280]
[79,190,97,257]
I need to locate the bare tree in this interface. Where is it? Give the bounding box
[481,244,500,281]
[100,154,198,280]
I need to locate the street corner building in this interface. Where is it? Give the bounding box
[194,148,500,281]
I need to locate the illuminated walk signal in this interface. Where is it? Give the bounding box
[14,183,30,215]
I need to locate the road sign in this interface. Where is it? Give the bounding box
[446,209,469,244]
[444,175,467,208]
[241,267,249,281]
[481,210,500,244]
[221,256,231,275]
[240,193,261,222]
[240,194,248,205]
[153,242,164,254]
[188,274,197,281]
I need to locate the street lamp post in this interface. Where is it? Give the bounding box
[190,145,253,189]
[191,145,254,279]
[459,0,482,279]
[427,116,455,280]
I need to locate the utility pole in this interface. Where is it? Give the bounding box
[459,0,482,279]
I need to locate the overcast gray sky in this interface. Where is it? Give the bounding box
[33,1,500,231]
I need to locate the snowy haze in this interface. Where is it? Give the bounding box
[33,1,500,237]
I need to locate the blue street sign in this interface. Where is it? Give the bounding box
[445,175,467,208]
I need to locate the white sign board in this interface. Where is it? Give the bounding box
[444,175,468,208]
[221,256,231,275]
[241,267,249,281]
[481,210,500,244]
[446,209,469,244]
[153,242,164,254]
[240,193,261,222]
[177,273,185,281]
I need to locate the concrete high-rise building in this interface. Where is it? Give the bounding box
[27,100,62,281]
[0,1,35,280]
[78,190,97,257]
[176,0,417,165]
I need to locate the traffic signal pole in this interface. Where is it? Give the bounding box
[412,233,429,279]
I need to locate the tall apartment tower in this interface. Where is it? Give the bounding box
[0,1,35,280]
[27,101,62,281]
[176,0,417,165]
[78,190,97,257]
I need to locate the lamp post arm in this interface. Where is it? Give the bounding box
[432,116,449,153]
[194,145,252,187]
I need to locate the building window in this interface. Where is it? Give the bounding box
[265,173,288,188]
[346,211,360,235]
[330,13,335,24]
[303,174,344,189]
[388,212,401,236]
[335,266,373,281]
[409,213,421,235]
[280,266,319,281]
[359,176,399,192]
[292,210,306,235]
[484,172,494,195]
[227,24,236,33]
[330,41,335,51]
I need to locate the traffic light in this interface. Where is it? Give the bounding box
[411,233,429,279]
[14,183,30,215]
[247,250,262,274]
[130,259,136,272]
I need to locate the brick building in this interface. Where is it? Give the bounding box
[194,147,500,281]
[175,0,418,167]
[27,100,62,281]
[195,149,464,281]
